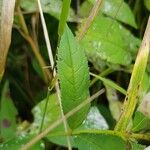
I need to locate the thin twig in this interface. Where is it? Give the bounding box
[77,0,103,41]
[37,0,72,150]
[21,89,105,150]
[16,4,52,83]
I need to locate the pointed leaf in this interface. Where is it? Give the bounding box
[0,0,16,79]
[57,26,90,128]
[101,0,137,28]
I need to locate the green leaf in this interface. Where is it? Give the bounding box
[88,0,137,28]
[20,0,75,21]
[75,134,126,150]
[80,0,137,28]
[144,0,150,10]
[0,82,18,141]
[0,134,44,150]
[30,93,76,147]
[132,111,150,132]
[58,0,71,37]
[30,94,62,134]
[57,25,90,129]
[80,15,140,66]
[101,0,137,28]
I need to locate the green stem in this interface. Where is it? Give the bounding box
[90,68,114,87]
[44,129,150,142]
[39,76,58,133]
[39,88,51,133]
[73,129,124,139]
[90,72,127,95]
[58,0,71,38]
[115,16,150,131]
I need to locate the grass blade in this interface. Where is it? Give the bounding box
[58,0,71,37]
[90,72,126,95]
[115,16,150,131]
[0,0,16,80]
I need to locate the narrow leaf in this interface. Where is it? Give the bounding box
[115,17,150,131]
[90,72,126,95]
[0,0,16,80]
[58,0,71,37]
[57,25,90,129]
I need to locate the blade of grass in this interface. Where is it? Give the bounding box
[21,89,105,150]
[58,0,71,37]
[37,0,72,149]
[115,16,150,131]
[90,72,127,95]
[0,0,16,80]
[90,68,114,87]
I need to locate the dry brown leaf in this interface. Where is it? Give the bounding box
[0,0,16,80]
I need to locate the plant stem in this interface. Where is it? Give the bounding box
[73,129,124,139]
[90,68,114,87]
[90,72,126,95]
[37,0,72,149]
[16,4,52,84]
[58,0,71,38]
[35,129,150,142]
[115,16,150,131]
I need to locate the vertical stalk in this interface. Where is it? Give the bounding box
[16,4,52,83]
[115,17,150,131]
[0,0,16,80]
[37,0,72,149]
[58,0,71,38]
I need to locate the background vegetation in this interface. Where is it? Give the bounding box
[0,0,150,149]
